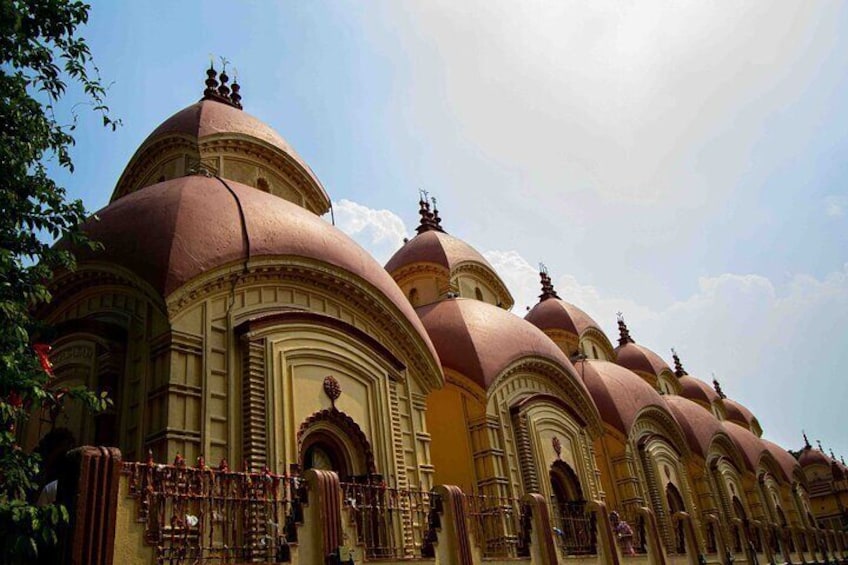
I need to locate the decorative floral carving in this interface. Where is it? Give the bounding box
[552,436,562,459]
[323,375,341,406]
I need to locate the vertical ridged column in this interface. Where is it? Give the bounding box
[511,409,539,493]
[241,337,266,471]
[638,444,672,554]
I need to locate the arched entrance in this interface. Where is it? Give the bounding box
[666,483,686,553]
[297,408,375,481]
[550,460,595,555]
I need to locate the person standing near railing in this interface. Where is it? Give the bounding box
[610,511,636,556]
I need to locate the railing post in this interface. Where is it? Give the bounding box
[520,494,558,565]
[705,514,729,565]
[672,511,701,565]
[59,446,122,565]
[297,469,351,564]
[430,485,474,565]
[587,500,621,565]
[638,506,669,565]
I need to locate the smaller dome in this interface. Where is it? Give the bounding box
[386,230,492,274]
[723,421,765,472]
[576,359,669,435]
[113,95,330,214]
[678,375,720,407]
[524,271,609,350]
[385,200,513,309]
[799,447,832,469]
[723,398,756,428]
[761,439,801,483]
[416,298,578,390]
[665,396,722,458]
[614,327,672,377]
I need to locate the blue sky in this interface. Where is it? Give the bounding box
[59,1,848,457]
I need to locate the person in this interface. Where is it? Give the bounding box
[610,511,636,556]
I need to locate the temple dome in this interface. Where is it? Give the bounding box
[113,98,330,214]
[416,298,581,391]
[385,200,513,309]
[525,297,602,338]
[723,398,755,428]
[799,446,832,469]
[722,421,766,472]
[71,175,438,368]
[761,438,802,483]
[575,359,670,436]
[613,318,672,380]
[664,395,723,459]
[677,375,720,407]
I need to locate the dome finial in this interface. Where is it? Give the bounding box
[817,439,824,452]
[230,67,243,109]
[430,196,444,231]
[711,373,726,398]
[803,431,811,449]
[671,348,687,377]
[203,58,219,99]
[217,56,231,99]
[538,263,559,301]
[415,189,440,234]
[616,312,634,346]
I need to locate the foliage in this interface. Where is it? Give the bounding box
[0,0,117,560]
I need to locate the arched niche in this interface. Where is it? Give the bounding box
[297,407,376,480]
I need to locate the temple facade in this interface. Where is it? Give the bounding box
[27,68,848,565]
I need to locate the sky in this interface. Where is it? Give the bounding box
[56,1,848,458]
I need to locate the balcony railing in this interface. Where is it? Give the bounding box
[124,457,301,563]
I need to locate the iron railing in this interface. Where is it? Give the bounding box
[124,457,302,564]
[464,493,529,558]
[549,500,596,556]
[341,479,437,560]
[618,509,648,556]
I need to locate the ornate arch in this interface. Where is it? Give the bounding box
[488,357,604,437]
[297,407,376,477]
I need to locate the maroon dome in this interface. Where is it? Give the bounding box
[113,99,329,210]
[615,342,672,378]
[525,298,605,338]
[761,439,801,483]
[665,396,722,458]
[723,398,756,429]
[386,230,496,275]
[678,375,720,407]
[71,175,439,366]
[416,298,583,391]
[723,421,765,472]
[798,447,832,469]
[576,359,670,435]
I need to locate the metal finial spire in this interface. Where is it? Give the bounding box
[617,313,634,346]
[538,266,558,301]
[817,439,823,452]
[712,373,725,399]
[671,348,687,377]
[230,67,242,109]
[803,431,811,449]
[415,188,444,234]
[430,197,443,231]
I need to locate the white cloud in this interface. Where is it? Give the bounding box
[825,195,845,217]
[330,199,409,264]
[487,245,848,454]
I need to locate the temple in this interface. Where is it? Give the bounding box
[27,66,848,565]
